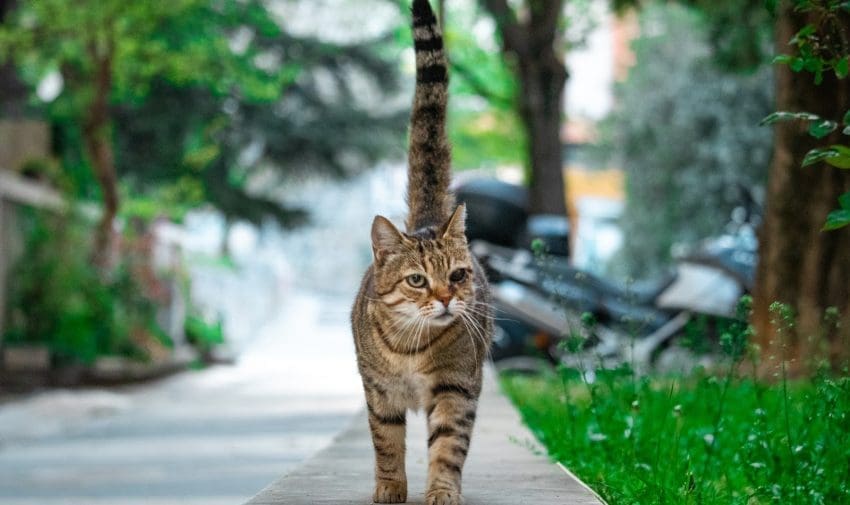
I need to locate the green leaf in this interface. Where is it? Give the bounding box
[809,120,838,139]
[791,24,816,44]
[843,125,850,135]
[790,58,805,72]
[823,209,850,230]
[803,147,840,167]
[773,54,793,65]
[836,58,850,79]
[844,110,850,125]
[839,191,850,210]
[824,145,850,169]
[759,111,821,126]
[764,0,778,15]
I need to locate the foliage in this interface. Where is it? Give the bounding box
[504,365,850,504]
[386,0,526,169]
[504,296,848,505]
[1,0,406,226]
[0,0,292,113]
[444,6,526,170]
[3,209,171,365]
[600,3,773,277]
[502,293,850,504]
[765,0,850,230]
[184,314,224,356]
[112,21,408,225]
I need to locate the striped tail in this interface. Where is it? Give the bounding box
[405,0,454,232]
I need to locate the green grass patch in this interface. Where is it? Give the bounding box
[502,366,850,504]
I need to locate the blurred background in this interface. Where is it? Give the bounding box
[0,0,848,504]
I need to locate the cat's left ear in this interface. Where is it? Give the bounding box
[372,215,404,263]
[441,203,467,240]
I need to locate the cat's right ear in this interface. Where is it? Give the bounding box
[371,215,404,264]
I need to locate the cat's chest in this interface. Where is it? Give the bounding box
[385,369,429,410]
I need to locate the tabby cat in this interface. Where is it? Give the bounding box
[350,1,493,503]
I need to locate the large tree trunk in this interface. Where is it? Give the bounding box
[479,0,568,216]
[752,6,850,374]
[82,43,119,272]
[517,46,567,215]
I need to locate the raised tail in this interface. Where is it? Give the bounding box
[405,0,454,232]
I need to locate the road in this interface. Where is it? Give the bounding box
[0,293,363,505]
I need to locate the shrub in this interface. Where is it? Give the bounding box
[4,209,171,365]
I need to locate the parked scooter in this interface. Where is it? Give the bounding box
[457,178,759,371]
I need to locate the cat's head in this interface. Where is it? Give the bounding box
[370,204,475,327]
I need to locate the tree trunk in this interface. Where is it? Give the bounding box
[752,6,850,374]
[479,0,568,216]
[518,48,567,216]
[82,43,119,272]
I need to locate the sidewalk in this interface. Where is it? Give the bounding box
[245,367,603,505]
[0,294,363,505]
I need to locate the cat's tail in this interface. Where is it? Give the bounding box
[405,0,454,232]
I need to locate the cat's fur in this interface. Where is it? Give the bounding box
[350,1,493,504]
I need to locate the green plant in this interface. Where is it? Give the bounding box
[4,209,171,365]
[763,0,850,230]
[502,293,850,504]
[503,363,850,504]
[184,314,224,356]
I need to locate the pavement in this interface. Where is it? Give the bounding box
[245,366,603,505]
[0,293,363,505]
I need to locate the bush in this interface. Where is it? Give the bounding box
[3,209,171,365]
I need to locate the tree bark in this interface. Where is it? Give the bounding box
[479,0,568,216]
[82,40,119,273]
[752,5,850,374]
[517,41,568,215]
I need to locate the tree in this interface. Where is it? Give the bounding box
[0,0,291,270]
[602,3,773,278]
[479,0,568,215]
[752,2,850,371]
[113,29,406,230]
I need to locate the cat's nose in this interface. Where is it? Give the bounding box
[438,295,451,308]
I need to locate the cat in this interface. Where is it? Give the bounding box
[350,1,493,504]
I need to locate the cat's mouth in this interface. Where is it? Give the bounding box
[426,309,454,322]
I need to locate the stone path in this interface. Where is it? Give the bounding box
[245,367,603,505]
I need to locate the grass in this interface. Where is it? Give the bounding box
[502,362,850,504]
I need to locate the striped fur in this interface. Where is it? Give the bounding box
[351,2,492,504]
[406,0,453,232]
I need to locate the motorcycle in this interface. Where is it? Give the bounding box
[457,178,759,372]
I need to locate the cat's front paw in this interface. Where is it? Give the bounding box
[425,489,463,505]
[374,479,407,503]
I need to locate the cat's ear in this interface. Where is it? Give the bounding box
[371,215,404,262]
[441,203,467,240]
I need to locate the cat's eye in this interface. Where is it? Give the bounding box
[407,273,427,288]
[449,269,467,283]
